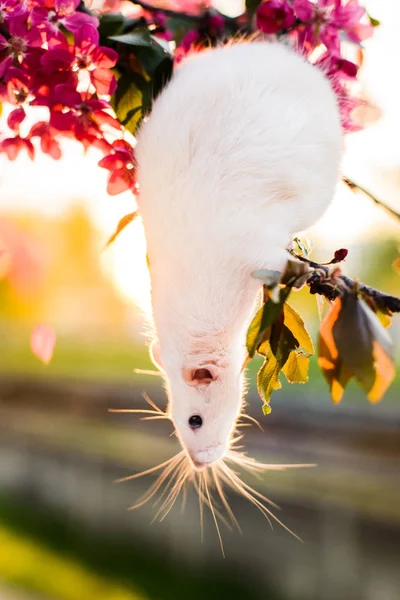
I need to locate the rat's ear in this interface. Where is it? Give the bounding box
[182,365,220,387]
[149,340,163,371]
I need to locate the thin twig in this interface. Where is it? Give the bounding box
[343,176,400,221]
[289,250,400,313]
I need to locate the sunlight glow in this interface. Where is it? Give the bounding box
[1,0,399,313]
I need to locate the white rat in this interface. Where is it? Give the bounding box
[135,41,342,473]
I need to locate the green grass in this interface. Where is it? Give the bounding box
[0,496,273,600]
[0,336,154,383]
[0,524,146,600]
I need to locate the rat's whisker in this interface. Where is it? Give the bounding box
[238,413,264,432]
[157,462,191,521]
[180,481,188,515]
[133,368,162,376]
[212,465,241,533]
[204,474,225,557]
[192,472,232,531]
[219,461,302,540]
[198,474,204,543]
[109,408,165,415]
[219,462,274,530]
[129,453,186,510]
[141,415,171,421]
[116,452,184,484]
[142,392,165,414]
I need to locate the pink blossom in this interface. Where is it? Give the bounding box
[0,0,28,23]
[257,1,295,35]
[30,323,56,365]
[293,0,373,53]
[0,135,34,159]
[31,0,99,40]
[7,105,25,130]
[29,121,62,159]
[74,24,118,95]
[42,24,118,95]
[98,140,137,196]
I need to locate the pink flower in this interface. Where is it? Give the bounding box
[4,67,30,104]
[41,84,119,151]
[30,323,56,365]
[0,16,42,78]
[98,140,137,196]
[294,0,373,53]
[0,0,27,23]
[256,0,295,35]
[31,0,99,40]
[29,121,62,159]
[7,105,25,130]
[0,135,34,159]
[73,24,118,95]
[41,24,118,95]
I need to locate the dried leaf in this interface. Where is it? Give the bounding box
[280,259,311,289]
[104,211,138,249]
[30,324,56,365]
[318,292,395,404]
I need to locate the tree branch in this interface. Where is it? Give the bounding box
[343,176,400,222]
[289,251,400,313]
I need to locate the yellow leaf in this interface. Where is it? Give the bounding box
[257,354,282,409]
[282,352,310,384]
[367,340,396,403]
[283,303,314,355]
[103,211,138,249]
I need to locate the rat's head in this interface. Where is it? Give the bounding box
[150,340,244,470]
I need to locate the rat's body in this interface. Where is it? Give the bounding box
[135,41,342,468]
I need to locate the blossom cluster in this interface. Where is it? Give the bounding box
[0,0,376,196]
[256,0,374,131]
[0,0,136,194]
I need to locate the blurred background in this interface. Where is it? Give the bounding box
[0,1,399,599]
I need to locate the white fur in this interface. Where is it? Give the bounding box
[135,41,342,467]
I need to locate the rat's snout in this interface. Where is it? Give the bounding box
[189,443,225,470]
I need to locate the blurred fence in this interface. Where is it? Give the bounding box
[0,376,399,600]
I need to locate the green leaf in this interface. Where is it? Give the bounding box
[111,72,147,134]
[246,287,290,358]
[293,237,311,258]
[151,55,173,100]
[367,13,380,27]
[99,13,127,39]
[246,0,262,17]
[109,29,173,77]
[257,324,297,411]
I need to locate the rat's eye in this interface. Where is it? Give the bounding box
[189,415,203,429]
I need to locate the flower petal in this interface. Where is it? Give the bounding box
[74,23,99,50]
[62,13,99,35]
[7,106,26,131]
[90,68,117,96]
[30,323,56,365]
